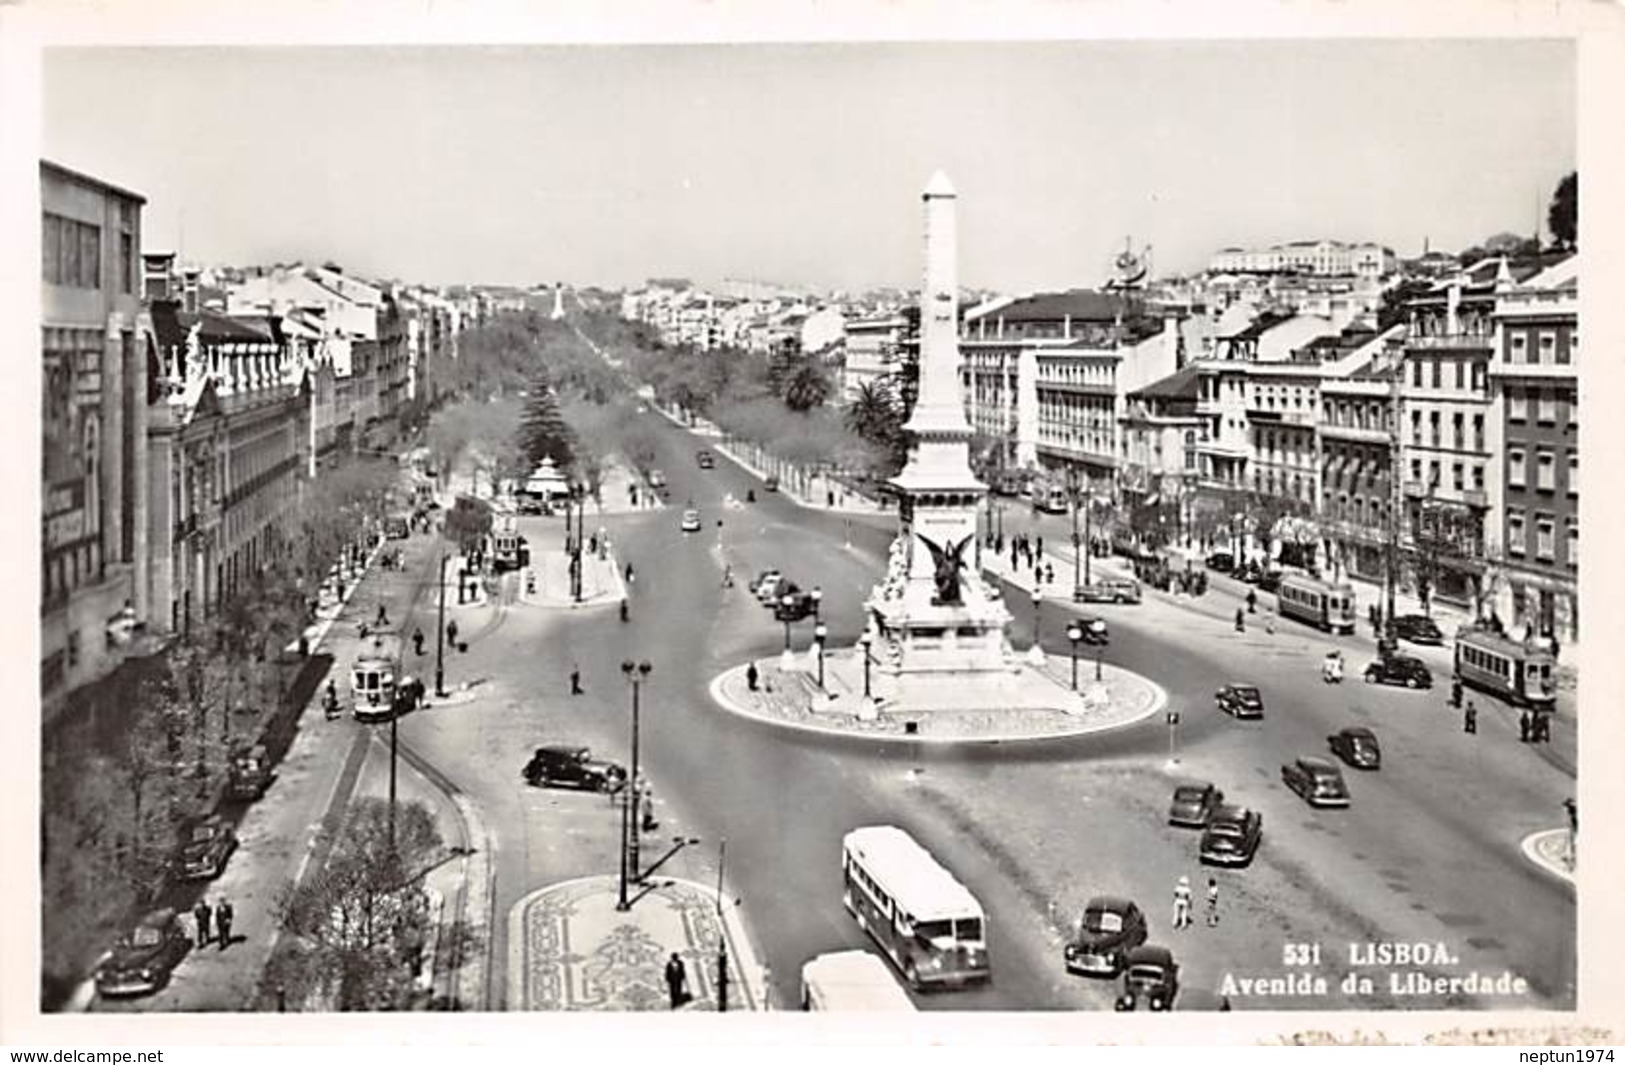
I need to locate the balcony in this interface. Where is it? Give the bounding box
[1407,333,1493,351]
[1319,423,1389,445]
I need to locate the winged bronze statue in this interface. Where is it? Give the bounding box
[918,532,975,605]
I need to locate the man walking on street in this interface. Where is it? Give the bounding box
[193,899,212,947]
[1464,700,1478,735]
[1172,875,1192,929]
[375,603,389,628]
[413,627,425,656]
[746,661,759,692]
[216,898,234,951]
[1519,710,1531,743]
[1205,877,1220,927]
[570,664,583,696]
[446,619,459,650]
[664,952,689,1009]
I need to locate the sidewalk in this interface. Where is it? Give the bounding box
[653,403,888,516]
[516,508,627,609]
[506,875,770,1011]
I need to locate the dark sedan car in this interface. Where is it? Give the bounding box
[523,745,627,793]
[1073,616,1109,645]
[1363,653,1433,689]
[95,907,192,998]
[1204,551,1236,573]
[173,816,238,882]
[1282,756,1351,808]
[1168,782,1225,828]
[1064,896,1149,976]
[774,589,818,623]
[1392,613,1446,646]
[1199,805,1263,867]
[1328,726,1382,770]
[1122,945,1180,1010]
[1215,683,1264,720]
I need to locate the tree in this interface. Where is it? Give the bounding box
[783,359,832,412]
[1548,171,1577,250]
[517,374,576,473]
[269,798,472,1011]
[844,380,908,478]
[444,495,493,555]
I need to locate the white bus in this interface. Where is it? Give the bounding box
[799,950,917,1011]
[841,825,990,990]
[1276,573,1357,634]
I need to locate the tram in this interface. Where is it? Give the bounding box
[1454,627,1557,711]
[1275,574,1358,634]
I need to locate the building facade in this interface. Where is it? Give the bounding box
[40,161,154,718]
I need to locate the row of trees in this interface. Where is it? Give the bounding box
[41,453,402,1006]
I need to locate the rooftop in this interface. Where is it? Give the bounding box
[1130,362,1204,401]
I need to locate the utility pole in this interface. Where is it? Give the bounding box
[434,552,448,697]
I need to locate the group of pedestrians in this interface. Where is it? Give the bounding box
[1170,874,1221,931]
[1009,533,1043,573]
[192,897,236,951]
[1519,709,1554,744]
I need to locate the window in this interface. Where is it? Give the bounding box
[1566,331,1577,365]
[1508,448,1526,489]
[1429,411,1440,447]
[1536,516,1555,561]
[1568,451,1577,496]
[1472,463,1484,491]
[1412,360,1423,388]
[1537,390,1556,424]
[1472,362,1485,391]
[1455,361,1465,389]
[1410,458,1422,483]
[1507,510,1526,555]
[1452,412,1464,450]
[1431,359,1441,388]
[1473,414,1484,452]
[1536,451,1555,491]
[1509,391,1528,422]
[66,630,80,669]
[1510,332,1528,363]
[1452,462,1464,491]
[1410,410,1422,445]
[1429,460,1440,490]
[1568,520,1578,568]
[1539,331,1556,364]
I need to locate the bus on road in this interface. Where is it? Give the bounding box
[841,825,990,990]
[799,950,917,1011]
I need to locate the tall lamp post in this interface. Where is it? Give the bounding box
[811,586,823,623]
[571,485,587,604]
[781,595,794,652]
[433,552,448,697]
[1068,468,1084,591]
[616,659,652,912]
[1066,620,1082,691]
[859,631,873,698]
[814,622,828,689]
[716,838,730,1013]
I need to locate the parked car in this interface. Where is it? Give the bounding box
[1215,683,1264,720]
[774,589,818,622]
[1281,755,1351,808]
[1328,726,1382,770]
[764,474,780,492]
[1363,654,1433,689]
[1063,896,1148,976]
[1255,569,1284,593]
[1122,945,1180,1010]
[522,745,628,793]
[1073,616,1109,645]
[680,508,702,533]
[226,743,272,801]
[95,908,191,998]
[1204,551,1235,573]
[383,515,410,540]
[1392,613,1445,646]
[1168,782,1225,828]
[1199,805,1263,867]
[1074,578,1142,605]
[173,816,238,881]
[696,449,715,469]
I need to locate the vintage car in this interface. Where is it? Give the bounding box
[173,816,239,882]
[226,743,272,801]
[1282,756,1352,808]
[680,508,702,533]
[696,449,715,469]
[522,745,628,793]
[1167,782,1225,828]
[1215,683,1265,720]
[1392,613,1446,646]
[751,570,786,603]
[1072,616,1109,645]
[1328,726,1382,770]
[764,474,780,492]
[1363,653,1434,689]
[1074,578,1142,605]
[1199,805,1263,867]
[774,589,819,623]
[1204,551,1236,573]
[95,908,191,998]
[1063,896,1149,977]
[1122,944,1180,1010]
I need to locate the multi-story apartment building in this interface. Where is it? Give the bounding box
[40,161,154,719]
[1318,352,1399,582]
[1209,239,1396,280]
[843,314,909,405]
[1119,363,1205,547]
[1486,254,1578,644]
[146,286,310,636]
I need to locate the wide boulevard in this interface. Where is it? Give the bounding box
[395,404,1574,1013]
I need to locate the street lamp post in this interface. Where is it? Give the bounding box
[616,659,652,913]
[1066,621,1082,691]
[434,552,448,697]
[781,596,794,652]
[1095,633,1104,682]
[811,586,823,623]
[716,838,730,1013]
[572,485,586,604]
[859,631,872,698]
[814,621,828,689]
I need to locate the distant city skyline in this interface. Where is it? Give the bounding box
[42,40,1573,293]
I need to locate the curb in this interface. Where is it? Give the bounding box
[505,874,771,1011]
[705,660,1169,747]
[1519,828,1576,886]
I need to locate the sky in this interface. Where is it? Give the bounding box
[41,39,1575,293]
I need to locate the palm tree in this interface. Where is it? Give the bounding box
[783,360,831,413]
[844,380,895,440]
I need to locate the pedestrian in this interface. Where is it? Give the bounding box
[1464,700,1478,735]
[193,899,213,947]
[664,952,689,1009]
[589,533,598,556]
[746,661,759,692]
[1535,713,1550,744]
[359,622,370,640]
[375,603,389,627]
[1235,608,1245,633]
[1519,710,1531,743]
[323,679,340,720]
[625,562,636,584]
[1246,589,1257,614]
[1036,536,1044,560]
[215,897,235,951]
[1205,877,1220,926]
[1172,875,1192,929]
[446,619,459,647]
[1450,677,1463,708]
[641,785,658,832]
[413,627,425,656]
[570,665,583,696]
[1044,562,1054,586]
